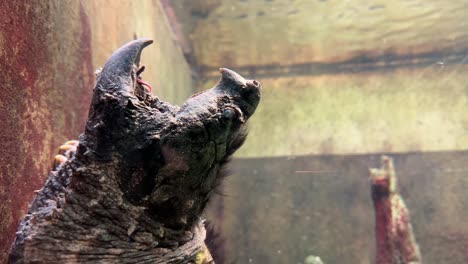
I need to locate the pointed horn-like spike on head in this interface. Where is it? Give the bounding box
[219,68,247,87]
[210,68,261,120]
[96,38,153,93]
[83,39,154,158]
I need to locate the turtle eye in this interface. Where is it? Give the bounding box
[222,108,236,119]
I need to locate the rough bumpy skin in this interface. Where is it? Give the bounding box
[8,39,261,263]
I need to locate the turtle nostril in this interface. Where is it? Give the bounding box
[252,80,259,87]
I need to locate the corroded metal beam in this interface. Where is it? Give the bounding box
[370,156,422,264]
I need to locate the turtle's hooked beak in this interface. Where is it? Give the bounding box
[96,38,154,94]
[84,39,155,158]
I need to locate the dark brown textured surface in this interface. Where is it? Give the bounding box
[0,1,195,263]
[7,39,260,263]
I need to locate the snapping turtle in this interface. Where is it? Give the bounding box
[9,39,261,263]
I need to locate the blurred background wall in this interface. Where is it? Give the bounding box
[2,0,468,263]
[168,0,468,263]
[0,1,193,262]
[172,0,468,157]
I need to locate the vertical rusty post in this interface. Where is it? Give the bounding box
[370,156,422,264]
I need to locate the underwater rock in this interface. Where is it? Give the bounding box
[370,156,422,264]
[304,254,325,264]
[9,39,261,263]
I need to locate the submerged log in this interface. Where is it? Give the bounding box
[370,156,422,264]
[8,39,261,263]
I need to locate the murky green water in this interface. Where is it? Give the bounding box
[170,1,468,263]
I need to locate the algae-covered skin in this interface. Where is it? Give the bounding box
[9,39,261,263]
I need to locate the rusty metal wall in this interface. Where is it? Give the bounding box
[0,1,193,262]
